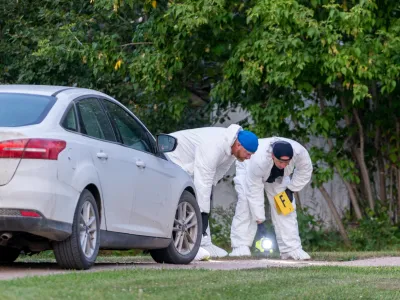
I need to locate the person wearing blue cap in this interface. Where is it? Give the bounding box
[229,137,313,260]
[167,125,258,260]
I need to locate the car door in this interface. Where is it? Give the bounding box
[101,99,175,237]
[75,98,139,234]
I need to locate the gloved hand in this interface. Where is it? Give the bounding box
[285,188,294,203]
[255,222,268,241]
[201,213,209,235]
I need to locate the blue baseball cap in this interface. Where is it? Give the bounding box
[238,130,258,153]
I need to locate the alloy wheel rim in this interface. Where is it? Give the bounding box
[173,201,198,255]
[79,201,98,258]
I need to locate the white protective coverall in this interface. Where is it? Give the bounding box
[230,137,313,259]
[167,124,242,258]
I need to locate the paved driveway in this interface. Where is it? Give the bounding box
[1,257,400,281]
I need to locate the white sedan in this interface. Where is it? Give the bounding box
[0,85,201,269]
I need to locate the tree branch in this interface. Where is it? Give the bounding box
[353,108,364,156]
[186,87,210,104]
[318,85,362,219]
[68,29,83,47]
[121,42,154,47]
[353,108,374,210]
[319,185,351,247]
[396,118,400,218]
[340,96,351,126]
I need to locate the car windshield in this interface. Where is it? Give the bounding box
[0,93,56,127]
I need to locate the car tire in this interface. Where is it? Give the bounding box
[150,191,201,264]
[53,189,100,270]
[0,246,20,264]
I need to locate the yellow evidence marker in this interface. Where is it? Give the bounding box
[274,191,295,215]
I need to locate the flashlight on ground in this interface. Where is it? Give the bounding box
[255,237,274,254]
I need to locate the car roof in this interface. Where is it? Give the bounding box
[0,85,73,96]
[0,85,110,99]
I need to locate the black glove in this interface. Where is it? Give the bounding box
[285,188,294,203]
[255,222,268,240]
[201,213,209,235]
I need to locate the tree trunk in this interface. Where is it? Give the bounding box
[374,127,386,202]
[339,96,364,217]
[318,90,362,219]
[342,180,362,220]
[377,156,387,202]
[294,192,302,210]
[397,119,400,219]
[340,96,352,126]
[389,167,394,222]
[397,168,400,223]
[319,185,351,247]
[372,83,386,202]
[353,108,374,211]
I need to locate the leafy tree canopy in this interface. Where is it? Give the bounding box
[2,1,400,232]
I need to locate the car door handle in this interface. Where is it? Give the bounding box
[136,160,146,169]
[96,152,108,160]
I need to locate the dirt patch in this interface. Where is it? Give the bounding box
[1,257,400,281]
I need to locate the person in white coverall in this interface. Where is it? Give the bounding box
[167,124,258,260]
[229,137,313,260]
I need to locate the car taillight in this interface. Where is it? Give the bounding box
[0,139,66,160]
[20,210,42,218]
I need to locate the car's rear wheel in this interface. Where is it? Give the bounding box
[150,191,201,264]
[53,189,100,270]
[0,246,20,264]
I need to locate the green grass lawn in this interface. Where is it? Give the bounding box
[16,250,400,264]
[7,251,400,299]
[1,267,400,299]
[310,251,400,261]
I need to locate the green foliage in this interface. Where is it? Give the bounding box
[298,205,400,252]
[0,0,209,133]
[2,0,400,232]
[346,204,400,251]
[209,204,400,252]
[209,203,344,252]
[297,208,344,251]
[209,203,236,251]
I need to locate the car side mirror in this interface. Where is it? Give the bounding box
[156,134,177,153]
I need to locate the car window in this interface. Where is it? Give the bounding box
[76,98,116,142]
[0,93,55,127]
[62,106,78,132]
[102,100,154,153]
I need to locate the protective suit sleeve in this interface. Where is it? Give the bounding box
[193,143,222,213]
[245,159,267,222]
[287,149,313,192]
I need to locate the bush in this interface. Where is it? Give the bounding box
[209,204,344,252]
[206,202,400,253]
[297,208,343,251]
[346,204,400,251]
[209,203,236,250]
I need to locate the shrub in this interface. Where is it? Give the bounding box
[297,208,343,251]
[209,203,236,250]
[347,204,400,251]
[210,205,344,252]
